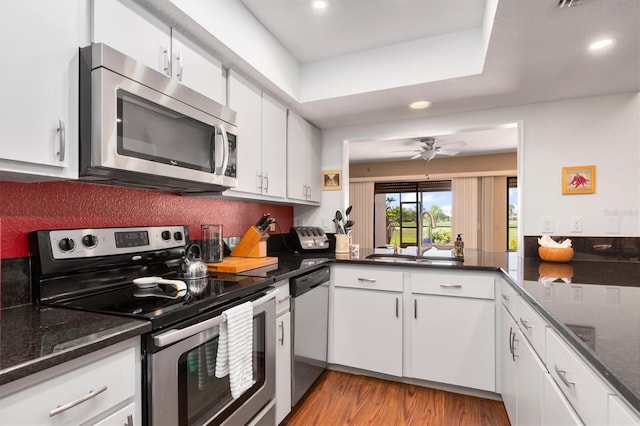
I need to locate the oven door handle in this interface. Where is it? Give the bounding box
[153,288,278,348]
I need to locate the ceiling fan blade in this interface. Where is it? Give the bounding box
[410,154,422,160]
[391,149,422,153]
[436,149,459,156]
[438,140,466,148]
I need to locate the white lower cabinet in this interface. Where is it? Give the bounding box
[274,280,292,424]
[410,293,495,391]
[408,270,495,392]
[608,395,640,426]
[333,286,403,376]
[543,372,583,425]
[276,311,292,424]
[0,337,141,426]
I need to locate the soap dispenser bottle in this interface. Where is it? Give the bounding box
[454,234,464,258]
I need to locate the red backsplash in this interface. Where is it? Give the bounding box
[0,181,293,259]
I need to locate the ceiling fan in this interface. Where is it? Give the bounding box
[393,137,466,161]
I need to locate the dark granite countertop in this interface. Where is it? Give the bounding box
[2,247,638,413]
[0,305,150,385]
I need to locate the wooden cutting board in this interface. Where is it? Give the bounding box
[207,256,278,273]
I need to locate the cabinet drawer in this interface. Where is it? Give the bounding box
[333,265,403,292]
[0,344,137,426]
[274,279,290,315]
[411,270,494,300]
[501,279,519,314]
[516,298,548,362]
[546,328,610,426]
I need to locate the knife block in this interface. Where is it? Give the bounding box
[230,226,269,258]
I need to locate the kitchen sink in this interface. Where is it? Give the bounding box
[364,253,463,266]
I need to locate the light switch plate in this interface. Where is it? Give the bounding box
[542,216,554,232]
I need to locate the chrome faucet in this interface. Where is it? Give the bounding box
[417,210,436,256]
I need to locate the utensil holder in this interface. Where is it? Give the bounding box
[335,234,350,254]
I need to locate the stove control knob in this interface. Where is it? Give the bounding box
[306,241,314,248]
[82,234,98,248]
[58,237,75,252]
[161,231,172,241]
[173,231,184,241]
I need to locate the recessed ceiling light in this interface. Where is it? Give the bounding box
[312,0,329,9]
[409,100,432,110]
[589,38,615,51]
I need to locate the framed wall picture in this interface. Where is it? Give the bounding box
[562,165,596,194]
[322,169,342,191]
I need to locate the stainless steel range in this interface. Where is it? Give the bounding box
[30,225,276,426]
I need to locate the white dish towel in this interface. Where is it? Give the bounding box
[215,301,255,398]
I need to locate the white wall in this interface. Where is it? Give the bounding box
[297,92,640,239]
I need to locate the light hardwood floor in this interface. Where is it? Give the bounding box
[282,370,511,425]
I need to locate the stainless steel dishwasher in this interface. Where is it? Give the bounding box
[290,266,330,406]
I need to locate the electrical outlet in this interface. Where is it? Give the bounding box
[269,223,276,232]
[570,216,583,232]
[570,286,583,303]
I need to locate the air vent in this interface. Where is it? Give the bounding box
[557,0,591,8]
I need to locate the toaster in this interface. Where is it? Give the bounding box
[289,227,330,251]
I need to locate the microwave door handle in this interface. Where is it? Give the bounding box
[218,124,229,176]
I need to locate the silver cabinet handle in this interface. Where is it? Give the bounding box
[508,327,514,355]
[395,297,399,318]
[175,51,183,81]
[440,284,462,288]
[279,320,284,346]
[502,294,511,301]
[554,364,575,389]
[414,298,417,319]
[519,317,532,330]
[307,185,311,199]
[511,331,519,361]
[357,278,376,283]
[163,48,171,76]
[49,385,107,416]
[257,173,263,191]
[56,119,65,162]
[263,173,269,193]
[125,414,133,426]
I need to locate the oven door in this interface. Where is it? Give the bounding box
[148,289,276,426]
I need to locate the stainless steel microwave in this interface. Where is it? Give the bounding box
[79,43,238,193]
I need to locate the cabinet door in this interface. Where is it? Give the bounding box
[228,71,263,194]
[286,112,308,201]
[543,373,583,425]
[92,0,171,75]
[501,307,519,425]
[516,327,545,426]
[172,30,224,104]
[261,94,287,198]
[333,287,402,376]
[306,124,322,203]
[275,312,292,424]
[410,294,495,391]
[0,0,84,178]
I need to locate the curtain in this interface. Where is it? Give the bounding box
[452,177,480,249]
[349,181,374,248]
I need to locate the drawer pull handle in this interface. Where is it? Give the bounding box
[395,297,399,318]
[49,385,108,417]
[440,284,462,289]
[519,317,532,330]
[554,364,575,389]
[358,278,376,283]
[502,294,511,301]
[279,320,285,346]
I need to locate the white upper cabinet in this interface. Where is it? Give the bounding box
[92,0,171,75]
[92,0,224,104]
[0,0,86,179]
[287,112,322,203]
[227,71,287,198]
[171,30,224,104]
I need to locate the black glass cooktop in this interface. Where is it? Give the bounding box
[49,274,272,329]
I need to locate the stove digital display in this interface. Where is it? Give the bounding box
[115,231,150,248]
